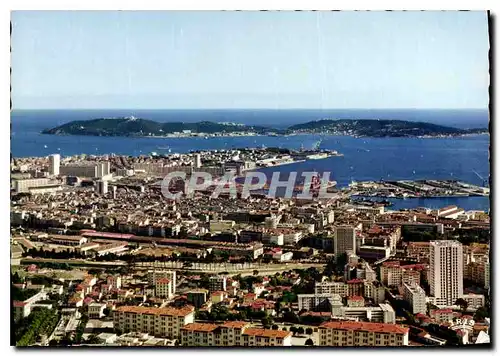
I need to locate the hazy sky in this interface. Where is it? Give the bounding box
[11,11,489,110]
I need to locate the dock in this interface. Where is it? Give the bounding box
[348,179,489,198]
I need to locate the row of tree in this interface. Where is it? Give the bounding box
[15,308,60,346]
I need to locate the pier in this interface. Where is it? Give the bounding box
[348,179,489,199]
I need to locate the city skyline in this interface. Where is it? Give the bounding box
[11,11,489,110]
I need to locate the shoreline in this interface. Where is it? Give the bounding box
[40,131,489,140]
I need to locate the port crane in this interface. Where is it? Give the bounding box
[313,138,323,150]
[472,170,489,187]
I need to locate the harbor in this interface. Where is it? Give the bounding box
[348,179,489,199]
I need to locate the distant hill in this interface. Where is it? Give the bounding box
[286,119,488,137]
[42,117,488,138]
[41,117,278,136]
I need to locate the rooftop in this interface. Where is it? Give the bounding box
[181,323,219,333]
[242,328,292,338]
[319,321,409,335]
[115,305,194,317]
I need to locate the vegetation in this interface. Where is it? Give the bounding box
[43,117,486,138]
[74,315,89,344]
[24,247,85,260]
[34,262,72,270]
[305,338,314,346]
[15,308,60,346]
[12,285,39,301]
[11,272,23,284]
[42,118,277,137]
[287,119,487,137]
[454,298,469,312]
[474,306,490,321]
[85,333,102,344]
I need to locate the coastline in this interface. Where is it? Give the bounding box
[40,131,489,140]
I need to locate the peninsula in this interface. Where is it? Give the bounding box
[41,116,278,137]
[41,117,488,138]
[286,119,489,138]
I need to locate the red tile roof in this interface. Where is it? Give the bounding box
[347,279,364,284]
[115,305,194,317]
[242,328,292,338]
[348,295,365,301]
[320,321,409,335]
[181,323,219,333]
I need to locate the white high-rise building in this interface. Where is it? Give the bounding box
[334,225,356,260]
[429,240,463,307]
[194,154,202,169]
[401,283,426,315]
[102,161,111,176]
[49,154,60,176]
[96,180,108,195]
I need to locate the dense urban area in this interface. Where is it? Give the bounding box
[10,150,491,347]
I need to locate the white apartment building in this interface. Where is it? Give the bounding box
[14,178,51,193]
[60,162,110,178]
[429,240,463,307]
[401,283,426,315]
[331,304,396,324]
[96,180,108,195]
[60,164,98,178]
[155,278,173,299]
[363,281,386,304]
[49,154,60,176]
[88,303,106,319]
[180,321,292,347]
[298,293,343,311]
[209,275,227,292]
[113,305,195,339]
[147,270,176,295]
[318,321,409,346]
[315,281,348,297]
[282,231,303,245]
[209,220,235,233]
[263,233,284,246]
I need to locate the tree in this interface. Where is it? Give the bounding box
[297,327,305,335]
[426,302,439,315]
[474,307,489,321]
[86,333,101,344]
[305,327,313,335]
[290,326,298,335]
[103,307,111,317]
[271,325,279,330]
[305,338,314,346]
[262,316,272,328]
[454,298,469,312]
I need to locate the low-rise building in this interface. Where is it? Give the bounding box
[298,293,343,312]
[180,321,292,346]
[113,305,195,339]
[401,283,426,315]
[88,302,107,319]
[155,278,173,299]
[318,320,409,346]
[331,303,396,324]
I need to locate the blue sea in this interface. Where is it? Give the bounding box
[10,109,490,211]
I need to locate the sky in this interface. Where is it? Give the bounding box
[11,11,490,110]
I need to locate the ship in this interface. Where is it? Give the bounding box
[306,153,328,160]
